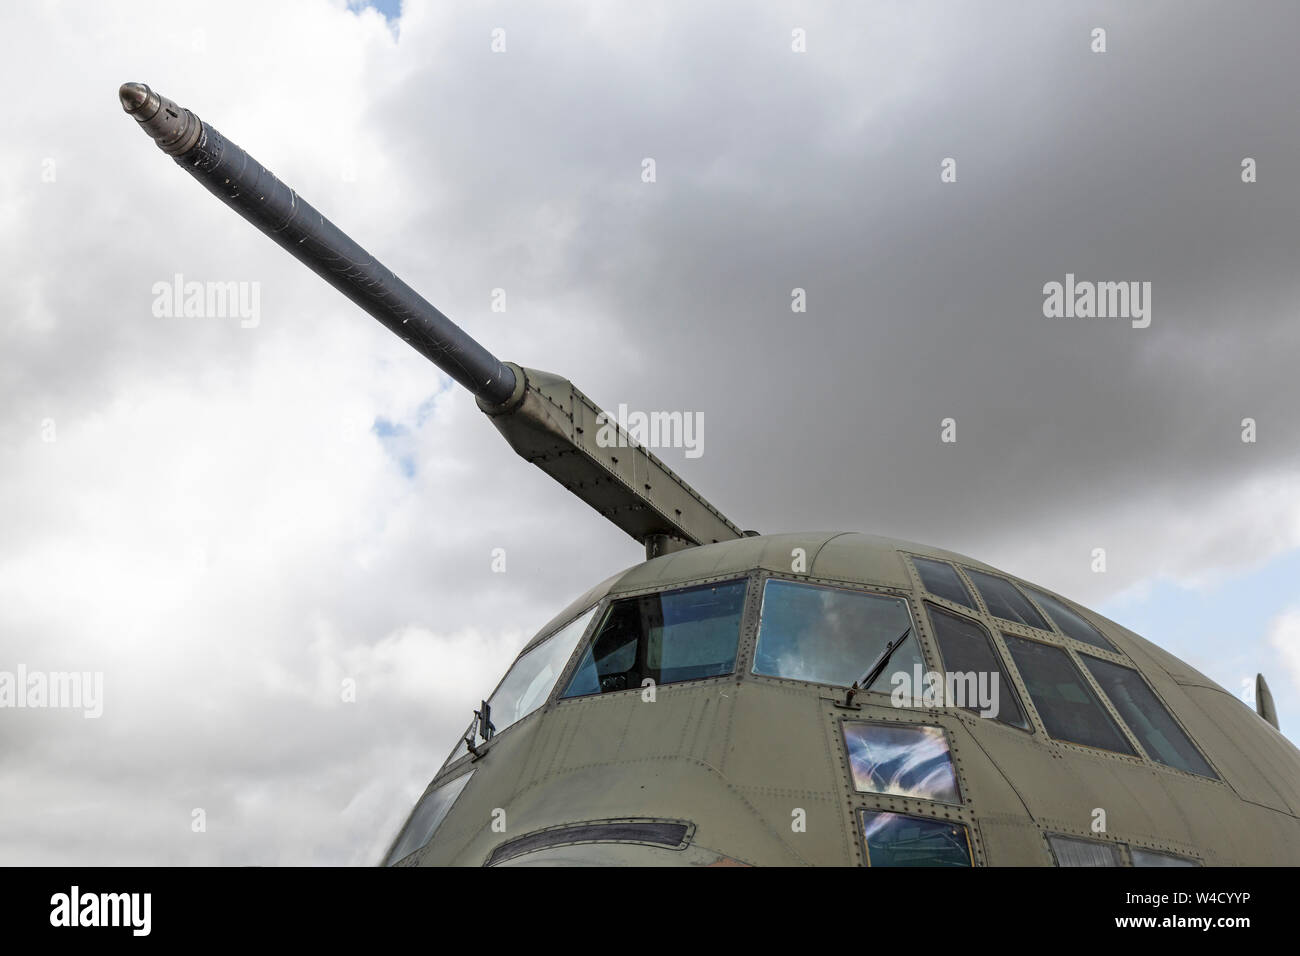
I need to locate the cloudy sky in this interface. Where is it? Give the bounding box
[3,0,1299,865]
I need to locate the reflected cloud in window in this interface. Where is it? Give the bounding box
[446,606,598,764]
[844,723,961,804]
[754,579,920,690]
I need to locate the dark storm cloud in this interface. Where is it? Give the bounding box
[364,1,1300,593]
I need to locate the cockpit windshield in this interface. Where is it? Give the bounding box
[752,579,922,690]
[489,606,598,726]
[445,605,598,765]
[561,580,748,698]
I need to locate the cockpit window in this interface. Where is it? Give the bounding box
[752,579,921,690]
[491,606,599,726]
[1046,834,1121,867]
[446,606,598,764]
[844,723,961,804]
[911,557,975,609]
[964,569,1050,631]
[1003,634,1135,755]
[1080,655,1217,778]
[926,604,1029,730]
[1131,848,1199,867]
[859,811,972,867]
[1022,587,1116,651]
[384,771,474,866]
[561,580,747,698]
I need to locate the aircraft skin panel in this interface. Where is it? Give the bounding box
[1180,684,1300,815]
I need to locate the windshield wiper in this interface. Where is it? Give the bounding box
[844,626,912,706]
[464,700,496,759]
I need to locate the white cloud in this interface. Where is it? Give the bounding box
[977,466,1300,607]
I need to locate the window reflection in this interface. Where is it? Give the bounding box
[446,606,598,765]
[384,771,474,866]
[561,580,747,698]
[753,579,920,690]
[844,723,961,804]
[490,606,598,727]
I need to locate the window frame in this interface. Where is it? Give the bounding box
[749,574,924,695]
[1079,652,1219,780]
[841,719,965,806]
[382,769,475,867]
[1001,631,1140,758]
[906,554,977,611]
[1019,584,1119,653]
[857,808,975,868]
[923,602,1033,734]
[1130,847,1201,867]
[1044,832,1124,867]
[558,577,752,701]
[960,566,1053,633]
[442,602,602,768]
